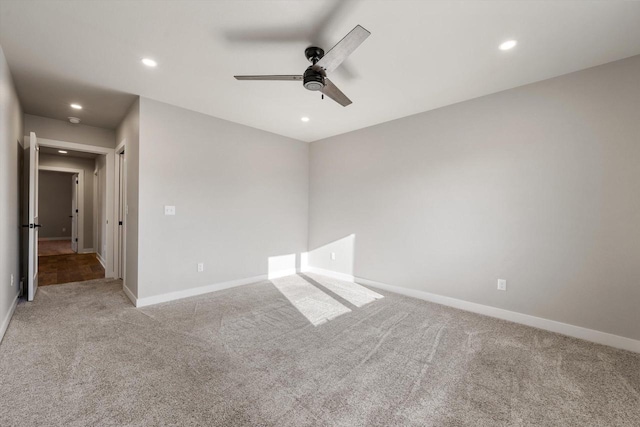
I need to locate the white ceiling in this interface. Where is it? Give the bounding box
[1,1,639,142]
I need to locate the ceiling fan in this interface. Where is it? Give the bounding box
[234,25,370,107]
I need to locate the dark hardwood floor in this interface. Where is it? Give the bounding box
[38,253,105,286]
[38,239,76,256]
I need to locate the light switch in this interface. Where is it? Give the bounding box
[164,205,176,216]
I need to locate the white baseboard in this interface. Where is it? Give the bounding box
[304,266,355,283]
[80,248,95,254]
[268,268,298,280]
[0,293,19,344]
[122,284,137,306]
[96,252,106,269]
[354,276,640,354]
[135,274,268,308]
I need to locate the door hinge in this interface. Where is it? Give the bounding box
[76,209,78,213]
[75,238,78,242]
[119,221,123,226]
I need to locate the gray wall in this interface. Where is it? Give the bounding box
[116,98,139,297]
[39,153,96,251]
[137,98,309,299]
[38,170,73,239]
[24,114,115,148]
[94,155,107,259]
[0,46,23,342]
[308,55,640,341]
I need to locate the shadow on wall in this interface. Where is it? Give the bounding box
[266,234,383,326]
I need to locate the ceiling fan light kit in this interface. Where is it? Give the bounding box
[303,47,326,91]
[234,25,371,107]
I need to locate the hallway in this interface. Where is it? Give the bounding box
[38,240,105,286]
[38,239,75,256]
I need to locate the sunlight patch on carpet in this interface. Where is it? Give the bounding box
[305,273,384,307]
[270,274,351,326]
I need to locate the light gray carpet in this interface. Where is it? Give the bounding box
[1,276,639,427]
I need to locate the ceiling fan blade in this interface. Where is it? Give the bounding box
[316,25,371,73]
[234,75,303,81]
[321,78,352,107]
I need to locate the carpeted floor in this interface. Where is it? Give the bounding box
[1,275,638,426]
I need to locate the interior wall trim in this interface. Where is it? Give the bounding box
[355,275,640,354]
[303,265,639,353]
[134,274,268,308]
[303,266,355,282]
[96,252,106,269]
[267,268,298,280]
[122,284,137,307]
[0,294,18,344]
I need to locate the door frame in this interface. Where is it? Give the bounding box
[38,166,85,253]
[26,136,117,279]
[115,139,127,286]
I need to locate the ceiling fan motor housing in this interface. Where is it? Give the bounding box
[303,66,325,91]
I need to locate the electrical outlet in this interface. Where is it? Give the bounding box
[10,274,14,287]
[330,252,336,260]
[164,205,176,216]
[497,279,507,291]
[197,263,204,272]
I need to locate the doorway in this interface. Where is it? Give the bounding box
[37,164,104,286]
[37,169,80,257]
[24,133,117,299]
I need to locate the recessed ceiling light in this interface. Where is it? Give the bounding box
[58,150,68,154]
[499,40,518,51]
[142,58,157,67]
[301,117,310,122]
[70,103,82,109]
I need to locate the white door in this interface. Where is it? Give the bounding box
[27,132,40,301]
[71,174,78,253]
